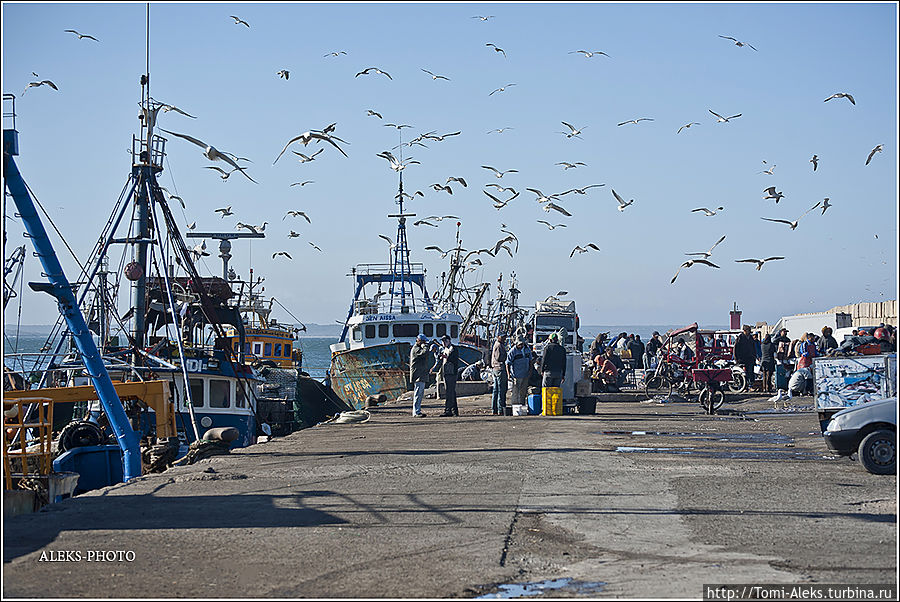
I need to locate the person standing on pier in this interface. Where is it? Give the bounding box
[733,325,757,391]
[490,334,509,415]
[506,336,533,410]
[435,334,460,417]
[409,334,431,418]
[645,331,663,369]
[759,334,776,393]
[539,332,567,388]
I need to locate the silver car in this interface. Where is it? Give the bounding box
[823,397,896,475]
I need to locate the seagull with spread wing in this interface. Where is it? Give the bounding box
[544,202,572,217]
[735,257,785,271]
[486,43,506,57]
[23,80,58,94]
[422,68,450,81]
[709,109,741,123]
[324,51,347,57]
[537,221,566,230]
[763,186,785,203]
[160,129,258,183]
[482,165,518,178]
[677,122,701,134]
[691,206,725,216]
[293,148,324,163]
[617,118,654,127]
[570,243,601,258]
[561,184,605,196]
[355,67,392,80]
[525,188,561,204]
[569,50,609,58]
[559,121,586,139]
[204,165,237,180]
[274,131,348,163]
[284,210,311,223]
[718,35,756,50]
[810,154,818,171]
[489,83,516,96]
[685,235,726,259]
[64,29,99,41]
[866,144,883,166]
[824,92,855,105]
[760,202,822,230]
[214,206,233,218]
[671,259,720,284]
[611,189,634,211]
[556,162,586,170]
[230,15,250,27]
[190,240,210,260]
[821,198,832,214]
[308,242,323,252]
[273,252,293,260]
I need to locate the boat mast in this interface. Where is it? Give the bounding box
[388,130,416,313]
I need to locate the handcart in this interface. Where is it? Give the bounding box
[692,368,732,414]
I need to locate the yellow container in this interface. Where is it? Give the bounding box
[542,387,563,416]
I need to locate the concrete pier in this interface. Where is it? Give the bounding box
[3,391,895,598]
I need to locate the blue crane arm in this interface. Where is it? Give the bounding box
[3,152,142,482]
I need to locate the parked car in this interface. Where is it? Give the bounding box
[822,397,896,475]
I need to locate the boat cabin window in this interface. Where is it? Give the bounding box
[209,379,230,408]
[423,323,433,338]
[451,324,458,338]
[235,383,248,408]
[352,327,362,342]
[436,323,447,338]
[378,324,389,338]
[264,343,272,356]
[244,342,251,354]
[189,379,204,408]
[365,325,376,339]
[232,341,240,352]
[252,342,263,356]
[284,344,292,357]
[274,343,282,357]
[393,323,419,338]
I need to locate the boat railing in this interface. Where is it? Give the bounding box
[132,133,166,170]
[354,262,426,276]
[3,396,54,490]
[352,296,435,317]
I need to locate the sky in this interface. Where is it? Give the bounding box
[2,2,897,332]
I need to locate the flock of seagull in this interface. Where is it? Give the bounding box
[19,14,889,292]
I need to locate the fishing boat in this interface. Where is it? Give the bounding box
[329,161,484,407]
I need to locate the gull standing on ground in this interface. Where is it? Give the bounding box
[611,189,634,211]
[489,83,516,96]
[64,29,99,41]
[685,235,726,259]
[866,144,883,165]
[537,220,567,230]
[285,210,311,223]
[718,35,756,50]
[421,69,450,81]
[482,165,518,178]
[691,206,725,216]
[735,257,785,271]
[556,162,586,170]
[671,259,720,284]
[824,92,855,105]
[559,121,586,139]
[277,70,290,80]
[677,122,701,134]
[810,155,818,171]
[355,67,392,80]
[273,131,348,163]
[761,202,822,230]
[709,109,742,123]
[569,50,609,58]
[230,16,250,27]
[617,118,654,126]
[485,43,506,57]
[821,198,832,214]
[23,80,58,94]
[293,148,323,163]
[160,129,258,183]
[763,186,785,203]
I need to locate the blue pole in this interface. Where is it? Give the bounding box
[4,154,142,481]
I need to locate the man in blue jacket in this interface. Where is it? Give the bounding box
[506,337,533,409]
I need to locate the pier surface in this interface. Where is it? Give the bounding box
[3,392,896,598]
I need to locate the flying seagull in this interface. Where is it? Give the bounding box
[763,186,785,203]
[760,202,822,230]
[293,148,324,163]
[735,257,785,271]
[482,165,518,178]
[525,188,561,204]
[685,234,727,259]
[487,127,514,134]
[484,189,518,209]
[285,210,311,223]
[569,50,609,58]
[378,234,394,246]
[23,80,58,94]
[160,129,257,183]
[486,43,506,57]
[570,243,601,258]
[759,163,776,175]
[617,118,654,127]
[273,131,348,163]
[272,251,293,260]
[356,67,392,80]
[559,121,586,139]
[671,259,720,284]
[204,165,236,180]
[472,15,495,21]
[423,131,461,142]
[366,109,382,119]
[562,184,605,196]
[691,206,725,216]
[485,183,517,194]
[215,205,233,218]
[677,122,701,134]
[544,202,572,217]
[718,35,756,50]
[810,155,818,171]
[324,51,347,57]
[414,219,438,228]
[277,70,290,80]
[186,221,196,230]
[824,92,855,105]
[446,176,467,187]
[489,83,516,96]
[431,183,454,195]
[384,123,413,130]
[556,161,586,170]
[290,180,314,187]
[611,188,634,211]
[865,144,883,166]
[190,240,210,260]
[709,109,741,123]
[537,220,567,230]
[308,242,323,252]
[288,231,301,238]
[422,68,450,81]
[230,15,250,27]
[64,29,98,41]
[821,197,832,214]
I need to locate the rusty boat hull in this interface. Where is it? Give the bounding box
[330,342,413,409]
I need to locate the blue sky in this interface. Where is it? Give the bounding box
[2,2,897,330]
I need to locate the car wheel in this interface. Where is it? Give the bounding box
[858,429,896,475]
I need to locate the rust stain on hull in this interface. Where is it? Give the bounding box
[330,342,412,409]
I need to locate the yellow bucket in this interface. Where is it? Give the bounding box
[542,387,563,416]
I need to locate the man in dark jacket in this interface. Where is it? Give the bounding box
[434,334,459,416]
[628,335,645,369]
[645,331,663,368]
[409,334,431,417]
[539,332,567,387]
[817,326,838,355]
[733,325,757,390]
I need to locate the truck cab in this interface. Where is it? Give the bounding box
[531,298,592,413]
